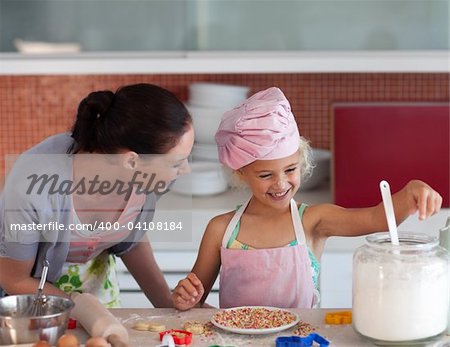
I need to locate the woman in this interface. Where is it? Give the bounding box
[0,83,194,307]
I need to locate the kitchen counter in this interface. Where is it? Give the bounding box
[45,308,450,346]
[1,51,448,75]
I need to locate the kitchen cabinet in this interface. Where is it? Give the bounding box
[333,103,450,208]
[116,251,220,308]
[194,1,447,51]
[1,1,447,74]
[1,1,447,52]
[319,252,353,308]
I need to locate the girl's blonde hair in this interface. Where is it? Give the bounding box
[225,136,314,189]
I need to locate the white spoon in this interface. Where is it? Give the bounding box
[379,180,399,246]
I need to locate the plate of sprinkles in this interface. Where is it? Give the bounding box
[211,306,299,335]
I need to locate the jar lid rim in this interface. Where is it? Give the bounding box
[365,232,439,250]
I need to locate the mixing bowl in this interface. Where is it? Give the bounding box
[0,294,74,344]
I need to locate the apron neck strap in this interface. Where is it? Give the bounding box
[221,197,252,248]
[290,199,306,244]
[221,198,306,248]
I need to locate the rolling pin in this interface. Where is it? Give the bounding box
[71,292,129,345]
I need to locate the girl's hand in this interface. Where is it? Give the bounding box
[172,272,205,311]
[403,180,442,220]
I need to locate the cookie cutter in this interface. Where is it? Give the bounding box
[324,310,352,324]
[155,334,175,347]
[159,329,193,345]
[276,333,330,346]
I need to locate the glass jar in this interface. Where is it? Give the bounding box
[353,233,449,345]
[440,217,450,335]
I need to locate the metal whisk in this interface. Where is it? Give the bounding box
[25,259,49,316]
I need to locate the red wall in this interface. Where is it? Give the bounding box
[1,73,449,199]
[334,103,449,207]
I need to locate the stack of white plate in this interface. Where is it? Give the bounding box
[189,83,250,110]
[187,83,250,145]
[171,162,229,197]
[191,143,220,162]
[187,105,224,145]
[176,83,249,196]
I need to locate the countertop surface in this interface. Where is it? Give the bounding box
[16,308,450,347]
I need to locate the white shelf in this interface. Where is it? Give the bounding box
[1,51,448,75]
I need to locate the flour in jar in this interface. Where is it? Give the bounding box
[353,257,449,341]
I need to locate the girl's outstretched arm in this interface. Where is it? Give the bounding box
[306,180,442,240]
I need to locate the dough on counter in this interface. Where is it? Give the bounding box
[183,321,204,335]
[85,336,109,347]
[132,320,165,332]
[132,321,150,331]
[56,334,80,347]
[147,322,166,332]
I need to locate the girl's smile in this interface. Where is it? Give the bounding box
[237,151,301,210]
[267,188,291,201]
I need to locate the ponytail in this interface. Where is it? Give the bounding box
[69,84,191,154]
[70,90,114,153]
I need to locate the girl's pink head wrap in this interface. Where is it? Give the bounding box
[215,87,300,170]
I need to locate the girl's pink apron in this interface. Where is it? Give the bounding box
[219,198,315,308]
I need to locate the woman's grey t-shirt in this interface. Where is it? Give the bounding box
[0,133,157,283]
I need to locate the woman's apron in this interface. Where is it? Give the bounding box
[219,198,315,309]
[55,191,145,308]
[55,252,120,308]
[55,220,126,308]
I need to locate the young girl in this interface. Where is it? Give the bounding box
[172,87,442,310]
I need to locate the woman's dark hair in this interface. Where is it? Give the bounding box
[69,83,192,154]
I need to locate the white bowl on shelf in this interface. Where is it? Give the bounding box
[171,162,228,196]
[192,143,220,162]
[14,39,81,54]
[299,148,331,191]
[187,104,224,144]
[189,83,249,108]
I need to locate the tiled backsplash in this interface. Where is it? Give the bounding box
[1,73,448,182]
